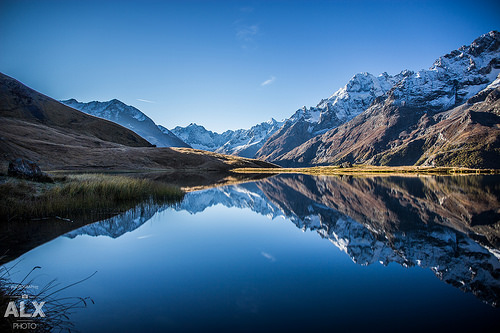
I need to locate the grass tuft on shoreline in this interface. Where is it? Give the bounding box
[0,174,184,221]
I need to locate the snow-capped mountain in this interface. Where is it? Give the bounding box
[61,98,190,148]
[215,118,283,158]
[170,123,235,151]
[389,30,500,110]
[171,118,283,158]
[255,71,410,161]
[271,30,500,167]
[293,71,405,129]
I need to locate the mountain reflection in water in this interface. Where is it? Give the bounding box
[66,174,500,307]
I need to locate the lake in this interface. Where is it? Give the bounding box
[2,174,499,332]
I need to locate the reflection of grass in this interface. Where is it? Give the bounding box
[233,165,500,176]
[0,174,184,221]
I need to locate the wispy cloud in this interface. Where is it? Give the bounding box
[137,234,153,239]
[239,6,254,13]
[261,251,276,262]
[261,76,276,86]
[137,98,156,104]
[236,24,259,42]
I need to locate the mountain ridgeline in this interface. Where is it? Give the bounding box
[2,31,498,169]
[171,119,284,158]
[61,98,190,148]
[274,31,500,168]
[0,72,277,171]
[173,31,500,168]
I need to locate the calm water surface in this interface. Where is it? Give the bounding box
[4,174,500,332]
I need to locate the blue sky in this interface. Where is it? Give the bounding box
[1,0,499,132]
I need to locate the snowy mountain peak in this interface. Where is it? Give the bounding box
[286,70,398,128]
[431,31,499,76]
[389,30,500,111]
[266,118,278,125]
[459,30,499,57]
[187,122,207,130]
[62,98,147,122]
[171,118,284,157]
[61,98,189,148]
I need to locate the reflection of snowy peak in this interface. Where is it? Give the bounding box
[178,175,500,307]
[302,207,500,307]
[253,175,500,307]
[65,203,169,239]
[62,173,500,306]
[61,98,189,148]
[171,119,283,158]
[178,182,283,219]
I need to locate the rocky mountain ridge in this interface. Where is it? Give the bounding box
[255,71,411,161]
[170,31,499,168]
[61,98,190,148]
[277,31,500,168]
[171,118,283,158]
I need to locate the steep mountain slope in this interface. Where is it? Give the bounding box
[278,31,500,168]
[0,73,151,149]
[0,72,277,171]
[61,98,190,148]
[171,119,283,158]
[256,72,408,161]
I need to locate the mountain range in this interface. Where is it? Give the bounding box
[54,31,499,168]
[60,99,284,159]
[171,118,283,158]
[174,31,500,168]
[1,31,498,170]
[275,31,500,168]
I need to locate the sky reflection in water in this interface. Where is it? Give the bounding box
[6,174,500,332]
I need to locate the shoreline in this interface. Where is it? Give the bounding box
[232,165,500,176]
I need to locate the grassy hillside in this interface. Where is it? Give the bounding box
[0,72,277,171]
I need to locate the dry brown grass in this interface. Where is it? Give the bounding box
[233,165,500,176]
[0,174,184,221]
